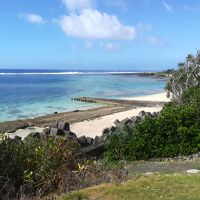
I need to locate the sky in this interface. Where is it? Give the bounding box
[0,0,200,70]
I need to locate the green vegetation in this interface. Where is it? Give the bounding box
[105,52,200,161]
[0,134,127,199]
[166,52,200,102]
[63,173,200,200]
[1,52,200,199]
[0,135,81,198]
[105,87,200,161]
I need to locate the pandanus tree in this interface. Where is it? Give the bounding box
[166,51,200,103]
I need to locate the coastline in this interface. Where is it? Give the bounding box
[1,92,169,138]
[70,106,163,138]
[70,92,169,137]
[122,92,169,102]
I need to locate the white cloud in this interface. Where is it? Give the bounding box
[19,13,45,24]
[61,0,93,11]
[59,9,136,40]
[100,43,120,51]
[147,36,166,46]
[162,1,173,12]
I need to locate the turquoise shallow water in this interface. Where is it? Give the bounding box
[0,70,167,122]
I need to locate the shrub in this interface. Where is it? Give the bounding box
[0,135,81,199]
[104,88,200,161]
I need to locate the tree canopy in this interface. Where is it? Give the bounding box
[166,52,200,103]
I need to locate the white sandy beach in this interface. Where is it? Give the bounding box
[71,92,169,138]
[70,106,162,138]
[6,92,169,139]
[123,92,170,102]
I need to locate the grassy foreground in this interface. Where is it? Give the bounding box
[62,173,200,200]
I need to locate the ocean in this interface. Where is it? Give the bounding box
[0,69,167,122]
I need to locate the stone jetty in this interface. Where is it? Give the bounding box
[72,97,96,103]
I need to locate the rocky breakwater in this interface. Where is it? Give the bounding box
[6,110,200,163]
[100,110,160,140]
[6,120,105,158]
[72,97,97,103]
[6,111,160,158]
[71,110,160,157]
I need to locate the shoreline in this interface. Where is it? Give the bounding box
[71,92,169,138]
[122,92,169,102]
[70,106,163,138]
[1,92,169,136]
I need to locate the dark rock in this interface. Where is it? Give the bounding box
[54,112,58,114]
[120,118,132,125]
[138,110,146,118]
[94,136,100,143]
[81,142,105,158]
[87,137,94,145]
[58,120,70,131]
[64,131,77,140]
[50,128,65,136]
[99,135,106,142]
[114,119,120,126]
[134,116,142,123]
[102,128,110,135]
[110,126,116,132]
[78,135,88,147]
[146,112,152,117]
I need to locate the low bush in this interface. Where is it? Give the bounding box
[0,135,81,199]
[0,135,128,199]
[104,87,200,161]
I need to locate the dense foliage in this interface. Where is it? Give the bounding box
[0,136,81,199]
[166,52,200,102]
[105,51,200,161]
[105,87,200,161]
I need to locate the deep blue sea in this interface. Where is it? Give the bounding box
[0,69,167,122]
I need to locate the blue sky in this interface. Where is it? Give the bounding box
[0,0,200,70]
